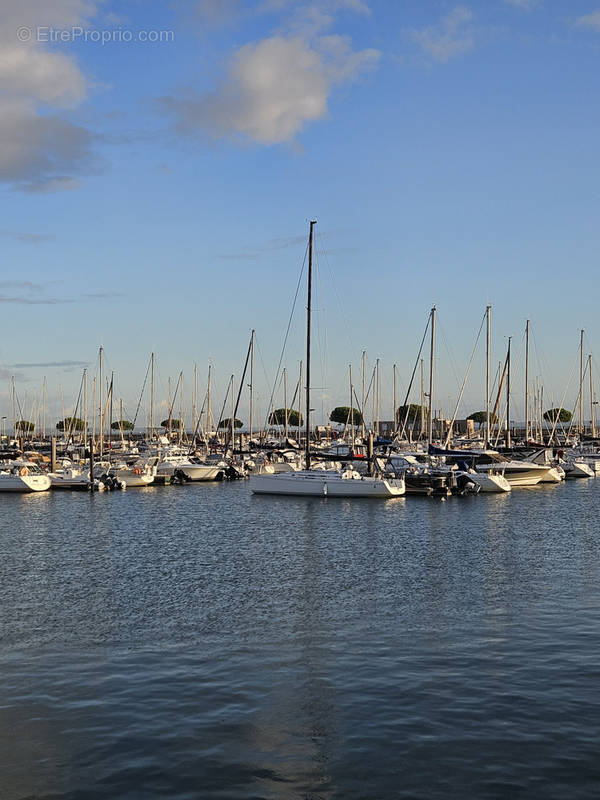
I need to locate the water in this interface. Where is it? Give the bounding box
[1,481,600,799]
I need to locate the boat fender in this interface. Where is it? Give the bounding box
[133,466,142,475]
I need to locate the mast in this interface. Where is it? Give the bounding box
[349,364,354,434]
[298,360,303,444]
[42,375,46,440]
[580,329,584,434]
[230,374,235,457]
[427,305,436,446]
[150,352,155,443]
[419,359,424,441]
[393,364,397,437]
[361,350,366,440]
[99,346,103,460]
[525,319,530,443]
[83,369,87,445]
[506,337,512,448]
[589,355,596,439]
[305,220,316,470]
[207,364,212,435]
[193,363,198,443]
[249,330,255,443]
[485,305,491,448]
[283,367,288,440]
[375,358,380,437]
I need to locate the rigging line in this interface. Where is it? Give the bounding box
[65,370,86,445]
[262,239,309,432]
[548,344,579,442]
[444,309,487,447]
[215,377,232,434]
[131,354,152,429]
[315,230,357,354]
[394,313,431,438]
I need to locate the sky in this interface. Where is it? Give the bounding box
[1,0,600,431]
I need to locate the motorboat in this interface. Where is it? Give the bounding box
[0,460,51,492]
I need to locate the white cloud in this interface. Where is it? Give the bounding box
[163,33,379,144]
[0,0,98,190]
[575,11,600,31]
[411,6,475,63]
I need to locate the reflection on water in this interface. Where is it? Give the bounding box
[1,480,600,798]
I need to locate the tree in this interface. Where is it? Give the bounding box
[160,419,183,429]
[111,420,134,431]
[467,411,499,429]
[395,404,427,425]
[269,408,303,427]
[543,408,572,423]
[218,417,243,429]
[16,420,35,432]
[56,417,85,431]
[329,406,364,426]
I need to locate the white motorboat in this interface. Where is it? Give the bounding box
[110,463,155,487]
[49,465,92,491]
[561,459,595,478]
[0,461,51,492]
[249,468,405,497]
[458,469,511,493]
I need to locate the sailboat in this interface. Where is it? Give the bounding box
[249,221,405,498]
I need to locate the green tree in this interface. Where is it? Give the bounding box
[329,406,364,426]
[543,408,572,423]
[269,408,303,427]
[111,420,134,431]
[160,419,183,429]
[467,411,499,428]
[16,420,35,432]
[396,404,427,424]
[218,417,243,429]
[56,417,85,431]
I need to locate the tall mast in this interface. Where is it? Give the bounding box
[506,337,512,448]
[298,360,303,444]
[580,329,584,434]
[349,364,354,433]
[485,305,491,448]
[230,374,235,457]
[193,362,198,441]
[525,319,530,443]
[393,364,397,436]
[207,364,212,434]
[150,352,155,442]
[589,354,595,439]
[179,371,184,444]
[375,358,380,437]
[83,369,87,444]
[249,330,255,443]
[283,367,288,440]
[99,346,103,460]
[361,350,366,440]
[42,375,46,439]
[428,305,436,446]
[305,220,316,470]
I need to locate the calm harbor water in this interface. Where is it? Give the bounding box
[1,480,600,799]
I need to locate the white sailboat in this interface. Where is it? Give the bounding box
[249,221,404,499]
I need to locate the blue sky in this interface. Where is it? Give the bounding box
[1,0,600,429]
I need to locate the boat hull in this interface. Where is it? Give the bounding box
[249,470,405,497]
